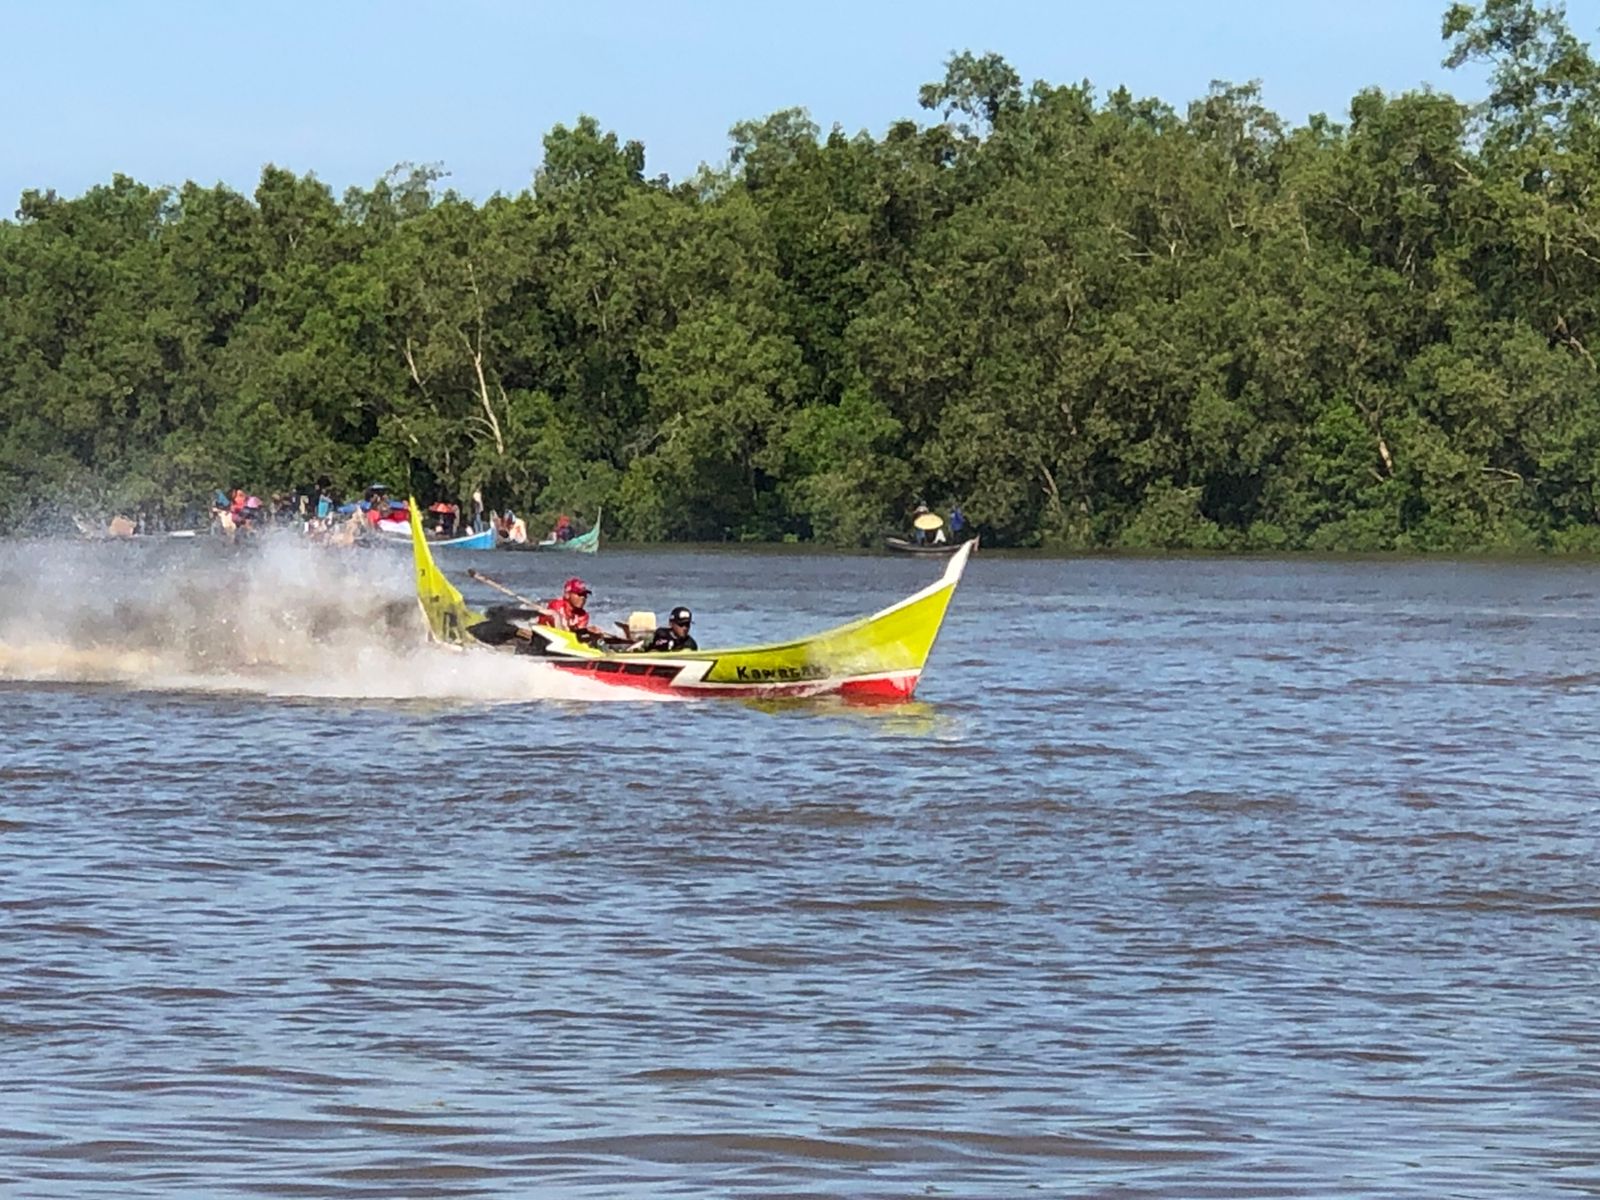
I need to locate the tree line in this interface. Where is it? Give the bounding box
[5,2,1600,551]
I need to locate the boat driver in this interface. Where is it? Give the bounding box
[538,577,593,635]
[639,606,697,652]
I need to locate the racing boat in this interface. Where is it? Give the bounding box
[407,499,970,700]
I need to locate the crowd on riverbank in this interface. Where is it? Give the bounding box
[206,483,469,543]
[175,484,587,550]
[74,483,911,549]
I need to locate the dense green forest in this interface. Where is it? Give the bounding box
[5,2,1600,549]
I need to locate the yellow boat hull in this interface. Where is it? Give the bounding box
[408,499,970,700]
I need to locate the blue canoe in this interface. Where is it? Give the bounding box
[383,525,497,551]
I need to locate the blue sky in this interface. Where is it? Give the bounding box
[2,0,1592,211]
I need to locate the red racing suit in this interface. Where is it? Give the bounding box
[537,598,590,632]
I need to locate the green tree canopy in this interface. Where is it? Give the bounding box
[8,5,1600,551]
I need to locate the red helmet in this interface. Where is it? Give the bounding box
[564,577,591,596]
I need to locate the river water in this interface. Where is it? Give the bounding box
[2,536,1598,1198]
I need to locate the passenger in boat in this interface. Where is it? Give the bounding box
[950,505,966,538]
[239,495,264,532]
[639,606,697,652]
[911,502,931,545]
[538,577,592,634]
[333,511,364,546]
[468,605,542,649]
[550,513,573,543]
[430,502,459,537]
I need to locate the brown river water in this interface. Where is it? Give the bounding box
[1,535,1598,1197]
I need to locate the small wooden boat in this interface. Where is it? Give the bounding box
[500,510,601,554]
[408,500,969,701]
[382,525,497,551]
[883,534,976,556]
[424,525,497,551]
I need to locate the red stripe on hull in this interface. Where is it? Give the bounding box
[546,664,684,695]
[547,661,920,702]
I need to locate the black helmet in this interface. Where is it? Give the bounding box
[670,606,692,625]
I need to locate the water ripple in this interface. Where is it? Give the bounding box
[3,546,1600,1195]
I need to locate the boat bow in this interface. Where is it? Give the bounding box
[523,540,973,700]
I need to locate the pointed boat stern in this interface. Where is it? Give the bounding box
[408,497,485,645]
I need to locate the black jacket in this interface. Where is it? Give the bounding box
[643,627,697,652]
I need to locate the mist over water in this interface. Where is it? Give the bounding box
[4,541,1600,1197]
[0,537,650,702]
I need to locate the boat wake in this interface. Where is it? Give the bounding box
[0,535,671,703]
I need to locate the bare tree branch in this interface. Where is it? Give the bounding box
[462,261,506,457]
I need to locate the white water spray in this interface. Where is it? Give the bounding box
[0,535,667,702]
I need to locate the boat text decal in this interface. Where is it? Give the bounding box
[732,663,828,682]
